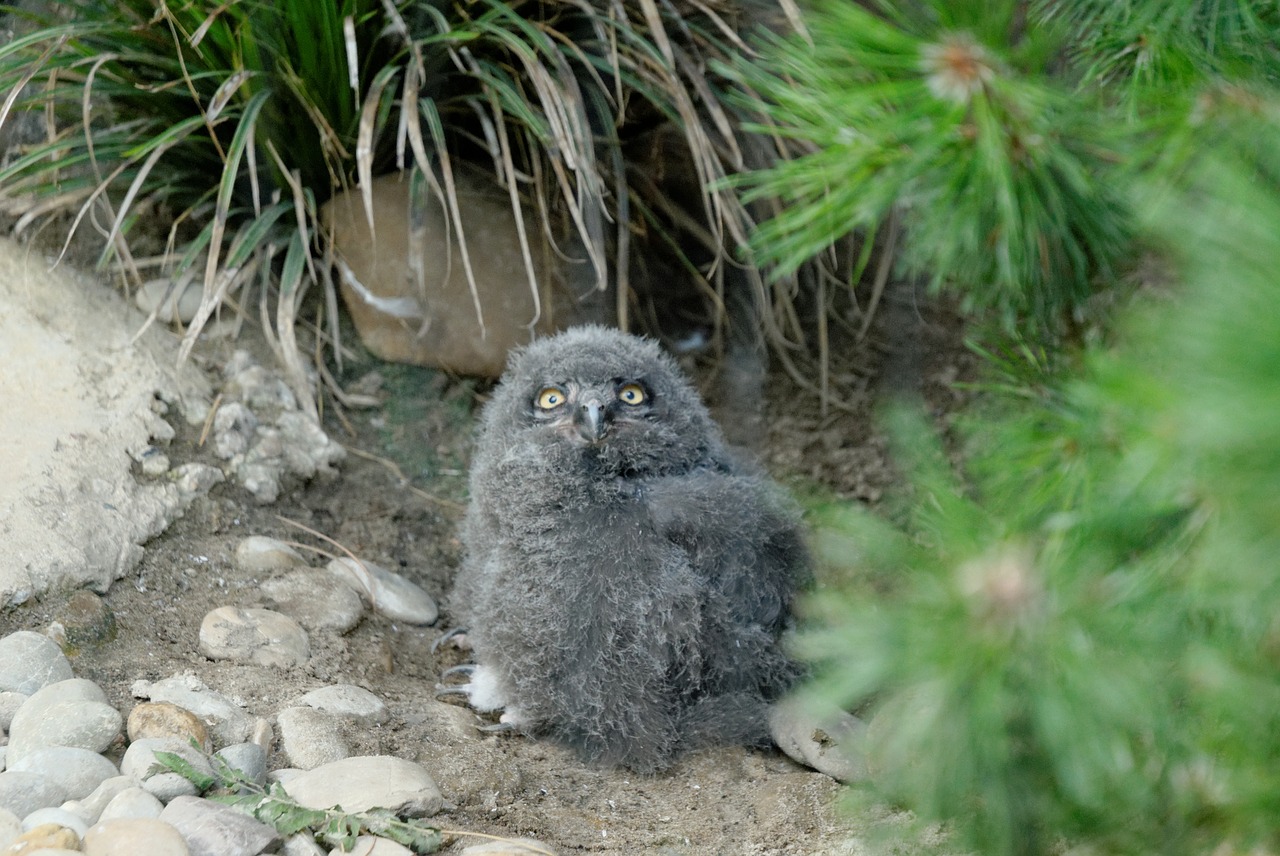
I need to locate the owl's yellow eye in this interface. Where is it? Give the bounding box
[618,383,646,405]
[535,387,565,410]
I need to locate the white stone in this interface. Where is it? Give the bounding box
[276,707,349,771]
[21,805,90,838]
[767,697,868,783]
[327,558,438,626]
[0,633,73,695]
[198,606,311,669]
[98,787,164,821]
[120,737,212,781]
[159,795,281,856]
[0,692,23,732]
[130,674,254,747]
[83,816,191,856]
[282,756,443,817]
[7,681,122,764]
[0,770,69,817]
[135,276,206,325]
[234,536,305,572]
[9,747,120,800]
[261,570,366,634]
[61,776,135,825]
[0,807,18,850]
[296,685,389,725]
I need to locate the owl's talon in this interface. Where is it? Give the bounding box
[432,626,471,653]
[441,663,476,680]
[434,684,472,700]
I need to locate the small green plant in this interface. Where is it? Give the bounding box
[154,749,444,853]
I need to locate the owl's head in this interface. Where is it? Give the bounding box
[482,325,725,477]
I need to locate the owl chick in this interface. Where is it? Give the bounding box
[447,325,810,771]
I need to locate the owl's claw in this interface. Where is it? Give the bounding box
[476,720,519,734]
[441,663,476,680]
[432,626,471,653]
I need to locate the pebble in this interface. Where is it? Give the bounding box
[126,702,211,752]
[6,688,122,765]
[327,559,438,626]
[0,633,73,695]
[280,832,327,856]
[172,462,226,500]
[275,707,349,770]
[0,808,16,849]
[62,776,135,825]
[0,693,26,733]
[198,606,311,669]
[282,756,443,817]
[261,570,366,634]
[53,591,118,648]
[0,771,68,818]
[296,685,389,725]
[98,787,164,821]
[135,276,206,324]
[767,696,868,783]
[234,536,305,572]
[159,795,281,856]
[5,822,79,855]
[137,445,172,476]
[130,675,254,747]
[459,838,557,855]
[21,807,89,838]
[331,836,414,856]
[8,746,119,800]
[213,743,267,788]
[119,737,214,800]
[83,816,190,856]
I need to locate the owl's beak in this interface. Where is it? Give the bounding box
[574,398,608,443]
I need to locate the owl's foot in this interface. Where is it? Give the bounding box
[435,662,529,734]
[432,626,471,653]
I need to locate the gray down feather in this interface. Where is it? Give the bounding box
[451,325,811,771]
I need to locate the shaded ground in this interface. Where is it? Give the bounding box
[0,253,973,853]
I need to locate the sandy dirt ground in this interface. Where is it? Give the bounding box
[0,236,971,854]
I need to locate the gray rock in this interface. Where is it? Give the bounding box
[9,746,120,800]
[141,773,199,803]
[198,606,310,669]
[61,776,135,825]
[99,786,164,821]
[135,276,206,325]
[0,807,18,849]
[82,817,190,856]
[159,795,281,856]
[55,590,118,647]
[261,569,366,634]
[172,463,226,500]
[296,685,389,725]
[213,743,267,788]
[21,805,90,838]
[0,770,68,817]
[0,632,73,695]
[280,832,327,856]
[0,692,27,732]
[130,675,254,747]
[282,756,443,817]
[234,536,305,572]
[120,737,214,791]
[275,707,348,770]
[7,681,122,764]
[767,697,868,783]
[327,559,438,626]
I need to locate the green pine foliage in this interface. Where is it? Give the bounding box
[794,71,1280,856]
[727,0,1131,332]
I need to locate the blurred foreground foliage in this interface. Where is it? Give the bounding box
[776,4,1280,851]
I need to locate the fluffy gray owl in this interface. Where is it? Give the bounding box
[447,325,810,771]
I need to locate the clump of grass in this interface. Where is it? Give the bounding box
[0,0,814,403]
